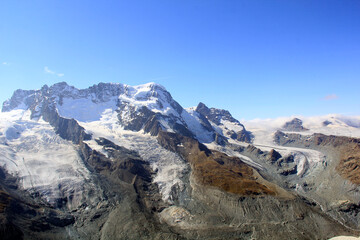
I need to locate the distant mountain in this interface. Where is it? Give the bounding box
[1,82,359,239]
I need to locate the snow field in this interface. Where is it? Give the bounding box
[0,110,91,205]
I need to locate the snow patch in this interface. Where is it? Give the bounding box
[220,119,244,133]
[182,109,214,143]
[120,83,180,117]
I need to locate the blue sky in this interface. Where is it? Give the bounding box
[1,0,359,120]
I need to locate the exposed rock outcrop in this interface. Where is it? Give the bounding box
[282,118,308,132]
[195,102,253,143]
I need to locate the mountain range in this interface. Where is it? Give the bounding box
[1,82,360,239]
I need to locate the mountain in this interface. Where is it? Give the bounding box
[1,82,360,239]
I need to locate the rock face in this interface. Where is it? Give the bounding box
[267,149,282,163]
[282,118,308,131]
[274,131,360,184]
[195,102,253,143]
[0,81,359,239]
[195,102,239,125]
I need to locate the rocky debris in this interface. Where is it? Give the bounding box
[274,130,297,145]
[274,130,360,228]
[142,113,194,138]
[118,105,156,132]
[0,185,24,240]
[155,130,356,239]
[79,141,179,240]
[235,128,254,143]
[267,149,282,163]
[282,118,308,132]
[92,137,152,183]
[158,131,284,197]
[214,133,227,145]
[239,145,298,177]
[279,165,298,176]
[274,130,360,184]
[334,139,360,185]
[246,144,264,155]
[274,155,295,168]
[227,129,254,143]
[0,166,80,239]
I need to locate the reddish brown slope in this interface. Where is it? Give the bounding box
[157,131,291,197]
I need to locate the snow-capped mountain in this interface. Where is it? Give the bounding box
[1,82,360,239]
[2,82,255,146]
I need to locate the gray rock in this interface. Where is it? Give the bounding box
[282,118,308,132]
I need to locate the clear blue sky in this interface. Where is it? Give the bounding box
[1,0,359,120]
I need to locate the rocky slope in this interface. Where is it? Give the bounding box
[0,82,359,239]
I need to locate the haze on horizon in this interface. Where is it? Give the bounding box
[1,0,359,120]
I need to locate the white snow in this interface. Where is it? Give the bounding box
[330,237,360,240]
[158,118,175,133]
[57,96,118,122]
[302,115,360,137]
[0,110,91,205]
[243,114,360,141]
[220,119,244,133]
[55,82,182,125]
[120,82,180,117]
[182,108,214,143]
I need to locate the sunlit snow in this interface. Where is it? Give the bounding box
[0,110,92,205]
[183,108,214,143]
[57,96,118,122]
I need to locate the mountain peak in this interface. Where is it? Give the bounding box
[195,102,240,126]
[195,102,210,115]
[51,81,70,89]
[140,82,166,90]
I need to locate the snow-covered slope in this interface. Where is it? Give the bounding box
[0,109,95,208]
[181,108,215,143]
